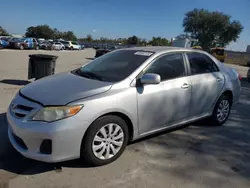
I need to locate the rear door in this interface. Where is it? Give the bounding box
[185,52,225,117]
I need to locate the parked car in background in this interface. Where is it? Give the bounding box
[95,45,119,58]
[67,41,81,50]
[9,38,39,50]
[7,47,241,166]
[0,37,10,48]
[60,41,70,49]
[39,41,51,50]
[80,44,85,50]
[49,42,65,50]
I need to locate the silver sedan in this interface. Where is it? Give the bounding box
[7,47,241,166]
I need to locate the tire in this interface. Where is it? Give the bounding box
[210,94,232,126]
[70,46,73,50]
[35,46,39,50]
[81,115,129,166]
[20,45,24,50]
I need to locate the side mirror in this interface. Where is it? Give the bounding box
[140,73,161,85]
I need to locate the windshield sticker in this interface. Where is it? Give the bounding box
[134,51,153,56]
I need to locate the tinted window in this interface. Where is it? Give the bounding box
[72,42,78,45]
[78,50,154,82]
[143,53,186,81]
[187,52,219,75]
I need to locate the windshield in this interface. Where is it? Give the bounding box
[77,50,154,82]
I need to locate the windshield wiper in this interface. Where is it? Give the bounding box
[77,70,103,81]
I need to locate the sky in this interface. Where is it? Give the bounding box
[0,0,249,51]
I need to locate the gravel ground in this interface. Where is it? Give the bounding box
[0,49,250,188]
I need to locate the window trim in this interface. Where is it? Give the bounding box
[136,52,189,83]
[184,52,220,76]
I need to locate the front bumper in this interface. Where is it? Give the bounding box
[7,99,90,163]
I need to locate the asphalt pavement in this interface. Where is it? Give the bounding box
[0,49,250,188]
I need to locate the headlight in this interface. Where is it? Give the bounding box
[32,105,83,122]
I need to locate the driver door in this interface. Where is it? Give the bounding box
[137,52,192,134]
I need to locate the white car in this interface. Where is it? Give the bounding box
[51,42,65,50]
[68,41,81,50]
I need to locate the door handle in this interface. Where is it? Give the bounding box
[216,77,222,82]
[181,83,190,89]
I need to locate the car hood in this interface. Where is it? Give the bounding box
[20,72,113,106]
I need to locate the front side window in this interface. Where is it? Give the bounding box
[77,50,154,82]
[187,52,219,75]
[143,53,186,81]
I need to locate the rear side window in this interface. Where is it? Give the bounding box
[187,52,219,75]
[144,53,186,81]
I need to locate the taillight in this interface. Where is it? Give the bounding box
[238,74,242,81]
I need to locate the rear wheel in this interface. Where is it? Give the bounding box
[210,95,232,126]
[81,115,129,166]
[70,46,73,50]
[19,45,24,50]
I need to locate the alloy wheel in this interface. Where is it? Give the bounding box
[92,123,124,160]
[216,100,230,122]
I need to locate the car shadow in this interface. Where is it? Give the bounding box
[140,81,250,182]
[0,79,30,86]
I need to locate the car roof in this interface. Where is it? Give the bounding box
[122,46,195,53]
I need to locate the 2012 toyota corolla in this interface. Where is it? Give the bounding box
[7,47,241,166]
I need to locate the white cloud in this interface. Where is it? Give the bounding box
[92,29,97,33]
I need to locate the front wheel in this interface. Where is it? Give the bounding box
[81,115,129,166]
[210,95,232,126]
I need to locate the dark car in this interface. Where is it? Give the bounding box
[95,46,119,58]
[9,38,39,50]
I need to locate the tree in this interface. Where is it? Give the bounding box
[149,36,170,46]
[86,34,93,42]
[61,31,77,41]
[25,25,54,39]
[0,26,9,36]
[127,35,138,45]
[183,8,243,50]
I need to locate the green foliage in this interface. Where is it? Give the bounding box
[25,25,77,41]
[127,35,139,45]
[79,35,169,46]
[0,26,9,36]
[148,37,170,46]
[183,8,243,50]
[26,25,54,39]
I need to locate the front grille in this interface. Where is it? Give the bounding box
[13,133,28,150]
[215,49,224,56]
[11,104,34,118]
